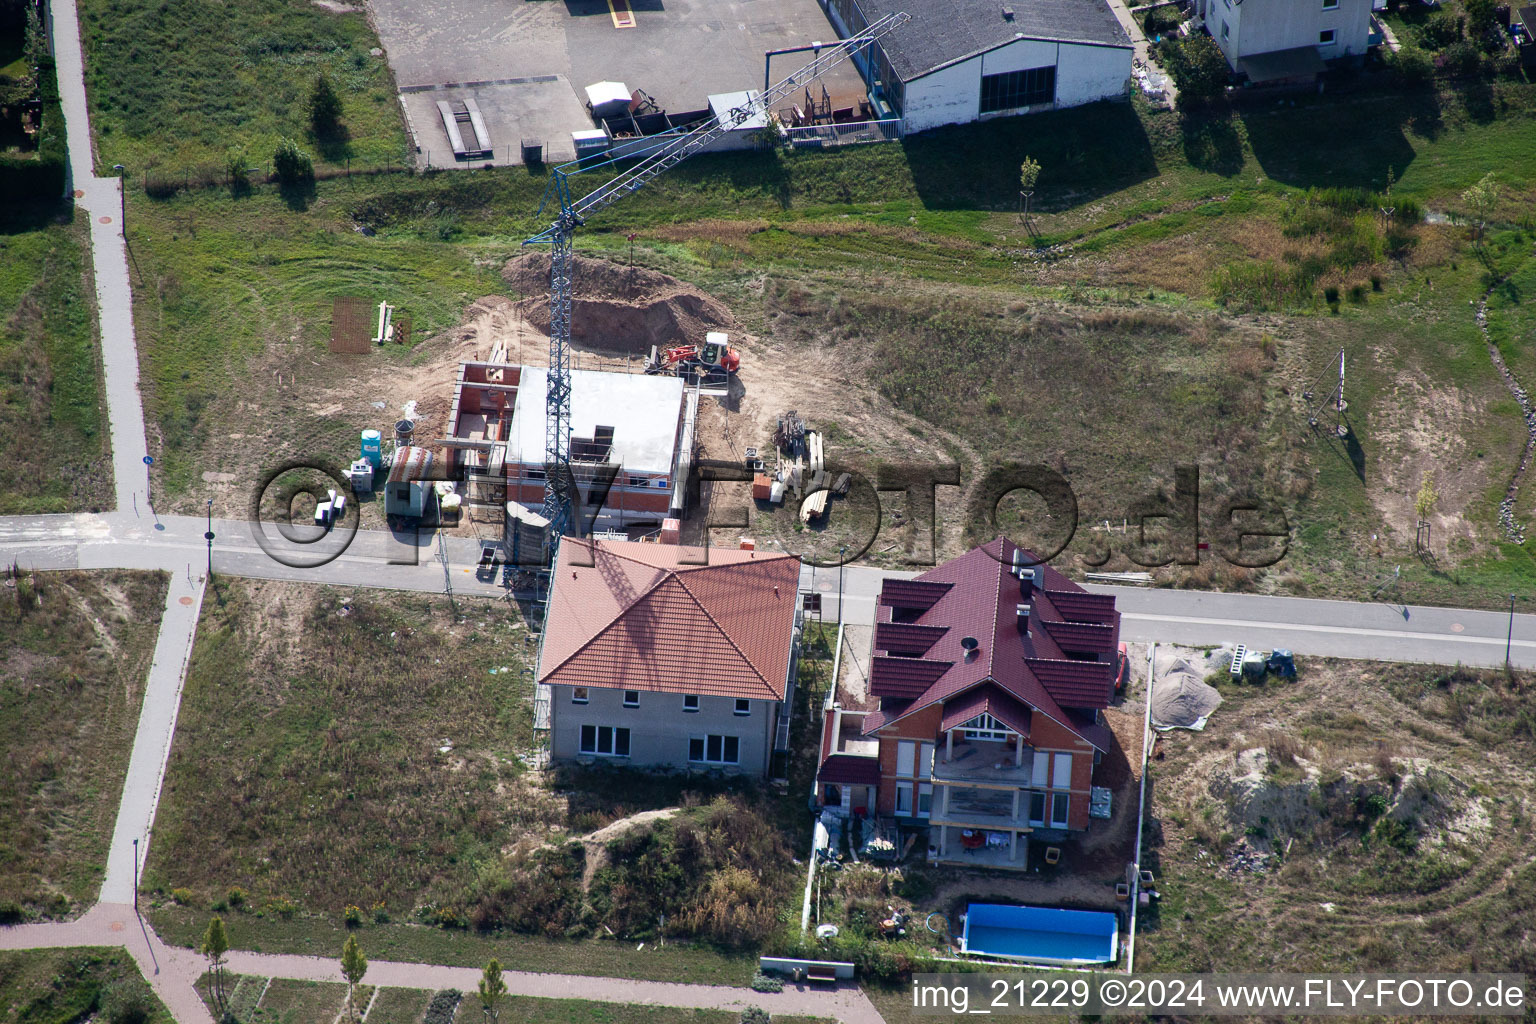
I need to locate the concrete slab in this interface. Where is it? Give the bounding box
[368,0,867,166]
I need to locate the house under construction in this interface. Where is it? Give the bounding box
[441,362,700,543]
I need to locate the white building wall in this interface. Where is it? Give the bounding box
[549,683,779,777]
[1212,0,1372,65]
[901,37,1131,133]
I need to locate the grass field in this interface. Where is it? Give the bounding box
[143,578,537,916]
[1139,657,1536,977]
[0,570,168,921]
[0,948,172,1024]
[77,0,408,177]
[0,205,112,514]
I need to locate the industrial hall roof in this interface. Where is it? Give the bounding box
[537,539,801,701]
[857,0,1132,82]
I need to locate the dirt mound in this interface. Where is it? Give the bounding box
[577,807,680,890]
[502,253,738,356]
[1152,654,1222,730]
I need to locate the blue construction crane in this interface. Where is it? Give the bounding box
[523,10,909,556]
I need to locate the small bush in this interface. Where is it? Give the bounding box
[1142,4,1182,37]
[343,904,364,928]
[1388,45,1435,83]
[171,888,197,907]
[309,73,343,137]
[103,983,153,1024]
[371,901,389,924]
[226,887,247,909]
[272,139,314,184]
[750,973,784,993]
[739,1008,771,1024]
[1441,39,1484,76]
[423,989,461,1024]
[264,897,297,920]
[1162,34,1230,106]
[1348,283,1368,304]
[1415,10,1462,48]
[1324,285,1341,310]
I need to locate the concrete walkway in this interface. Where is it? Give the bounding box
[100,570,208,904]
[49,0,154,517]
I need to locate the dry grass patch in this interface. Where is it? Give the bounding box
[0,570,168,920]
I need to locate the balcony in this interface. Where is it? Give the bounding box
[931,782,1036,829]
[930,739,1035,785]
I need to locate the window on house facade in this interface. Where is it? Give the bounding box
[978,65,1056,114]
[579,725,630,757]
[623,690,639,708]
[688,734,740,765]
[1031,751,1050,787]
[572,687,589,704]
[627,476,648,488]
[1051,792,1070,827]
[895,782,932,816]
[1053,752,1073,789]
[897,740,915,776]
[1221,20,1230,39]
[683,694,700,712]
[1322,0,1338,9]
[961,713,1013,742]
[917,782,933,816]
[1029,791,1047,826]
[1319,28,1336,43]
[734,699,751,716]
[895,782,912,814]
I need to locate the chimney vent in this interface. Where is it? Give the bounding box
[1020,563,1041,597]
[1016,603,1032,636]
[1001,4,1014,18]
[961,636,980,661]
[1011,549,1024,577]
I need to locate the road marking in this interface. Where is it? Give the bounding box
[1123,611,1536,648]
[608,0,635,28]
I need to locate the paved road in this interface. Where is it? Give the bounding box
[801,562,1536,670]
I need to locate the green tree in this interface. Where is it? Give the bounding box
[1018,155,1042,225]
[1461,172,1499,242]
[273,139,314,185]
[340,935,369,1024]
[309,73,343,137]
[477,959,506,1024]
[200,916,230,1011]
[1462,0,1497,37]
[1164,34,1230,106]
[1387,45,1434,84]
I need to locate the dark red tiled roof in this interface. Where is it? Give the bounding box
[817,753,882,786]
[938,683,1033,737]
[868,537,1122,748]
[870,656,951,699]
[1040,618,1117,656]
[538,539,800,701]
[878,579,952,612]
[874,621,949,656]
[1027,658,1116,708]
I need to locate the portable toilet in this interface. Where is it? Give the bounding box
[361,429,383,468]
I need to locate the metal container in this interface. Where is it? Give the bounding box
[394,419,415,445]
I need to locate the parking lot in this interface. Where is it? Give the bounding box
[370,0,868,166]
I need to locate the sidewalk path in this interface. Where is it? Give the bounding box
[101,570,208,904]
[49,0,153,516]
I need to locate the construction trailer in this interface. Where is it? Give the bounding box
[385,446,434,517]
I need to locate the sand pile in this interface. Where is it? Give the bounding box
[1151,654,1223,730]
[502,253,738,356]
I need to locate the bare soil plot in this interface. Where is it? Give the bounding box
[1139,656,1536,975]
[0,570,168,920]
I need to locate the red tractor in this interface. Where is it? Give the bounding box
[645,332,740,383]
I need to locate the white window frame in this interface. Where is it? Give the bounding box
[623,690,639,708]
[916,782,933,817]
[896,740,916,777]
[688,734,740,765]
[919,742,935,777]
[579,724,630,758]
[895,782,913,814]
[683,694,700,713]
[1319,28,1336,44]
[571,687,589,704]
[734,698,751,717]
[1053,752,1073,790]
[1051,792,1070,828]
[961,713,1013,742]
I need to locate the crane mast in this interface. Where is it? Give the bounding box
[524,11,910,554]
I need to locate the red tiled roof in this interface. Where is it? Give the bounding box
[938,683,1032,737]
[867,537,1122,749]
[538,539,800,701]
[874,621,949,656]
[1040,618,1117,656]
[817,753,882,786]
[870,656,951,699]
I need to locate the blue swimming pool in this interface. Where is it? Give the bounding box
[960,904,1119,965]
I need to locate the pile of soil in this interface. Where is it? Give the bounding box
[1152,654,1222,730]
[502,253,739,356]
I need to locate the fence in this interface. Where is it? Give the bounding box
[783,118,903,149]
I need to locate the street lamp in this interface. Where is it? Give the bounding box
[837,544,847,625]
[205,499,215,580]
[131,837,139,912]
[1507,593,1517,671]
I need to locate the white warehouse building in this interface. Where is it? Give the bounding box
[824,0,1133,132]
